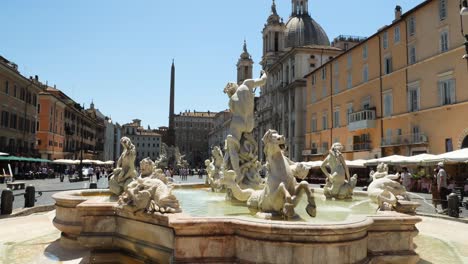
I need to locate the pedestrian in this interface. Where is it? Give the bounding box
[401,167,412,191]
[436,162,449,213]
[431,168,441,210]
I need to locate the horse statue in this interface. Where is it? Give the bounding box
[221,130,316,219]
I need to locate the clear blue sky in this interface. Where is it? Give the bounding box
[1,0,421,128]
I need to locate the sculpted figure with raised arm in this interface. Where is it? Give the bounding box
[224,70,267,187]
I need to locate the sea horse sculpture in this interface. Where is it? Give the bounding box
[221,130,316,219]
[320,142,357,200]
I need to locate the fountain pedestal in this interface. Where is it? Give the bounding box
[53,189,421,264]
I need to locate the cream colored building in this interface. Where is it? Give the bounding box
[255,0,358,161]
[304,0,468,161]
[122,119,162,163]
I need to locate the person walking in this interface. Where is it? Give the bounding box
[436,162,449,212]
[401,167,412,191]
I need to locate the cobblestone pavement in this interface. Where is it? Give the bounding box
[1,176,466,219]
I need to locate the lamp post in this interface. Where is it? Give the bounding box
[461,0,468,60]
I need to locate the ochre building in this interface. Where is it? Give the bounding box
[304,0,468,161]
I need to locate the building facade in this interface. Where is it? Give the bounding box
[208,110,232,150]
[304,0,468,161]
[122,119,162,163]
[174,110,216,167]
[0,56,43,157]
[255,0,348,162]
[38,88,101,160]
[37,87,67,160]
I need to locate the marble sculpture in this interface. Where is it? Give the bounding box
[223,70,267,188]
[368,163,410,211]
[205,146,224,191]
[109,137,138,195]
[320,142,357,200]
[221,129,316,219]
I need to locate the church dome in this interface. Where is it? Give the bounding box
[285,14,330,48]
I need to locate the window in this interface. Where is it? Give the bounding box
[347,55,352,69]
[311,115,317,132]
[408,16,416,36]
[333,77,339,94]
[408,85,419,112]
[383,31,388,49]
[13,85,17,97]
[322,85,327,98]
[439,0,447,21]
[274,32,279,52]
[385,129,393,145]
[333,108,340,128]
[347,72,352,89]
[384,57,393,74]
[4,81,9,95]
[409,45,416,64]
[344,43,349,50]
[362,97,371,110]
[362,44,368,59]
[322,142,329,152]
[383,92,393,117]
[438,79,455,105]
[333,62,339,75]
[1,111,9,127]
[311,88,317,102]
[440,30,449,52]
[322,112,328,130]
[362,64,368,83]
[347,103,353,124]
[321,67,327,80]
[10,114,17,129]
[394,26,400,43]
[311,74,316,85]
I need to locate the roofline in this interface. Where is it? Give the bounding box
[304,0,432,78]
[268,45,341,71]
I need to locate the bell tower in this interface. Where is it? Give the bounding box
[237,40,254,84]
[261,0,286,69]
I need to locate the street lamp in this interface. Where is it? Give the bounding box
[461,0,468,59]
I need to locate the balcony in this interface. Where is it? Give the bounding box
[381,133,428,147]
[302,148,327,156]
[348,110,376,131]
[351,142,372,151]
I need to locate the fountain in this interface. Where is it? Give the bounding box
[52,72,422,264]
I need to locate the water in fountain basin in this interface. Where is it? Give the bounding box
[407,192,438,213]
[173,188,378,223]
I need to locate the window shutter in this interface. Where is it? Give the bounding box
[438,81,443,106]
[407,90,411,111]
[449,79,456,104]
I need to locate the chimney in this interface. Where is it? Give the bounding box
[35,75,39,82]
[394,5,402,21]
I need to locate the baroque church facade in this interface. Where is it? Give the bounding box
[254,0,354,161]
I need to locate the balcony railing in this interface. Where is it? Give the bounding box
[352,142,372,151]
[302,147,328,156]
[348,110,376,131]
[381,133,428,147]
